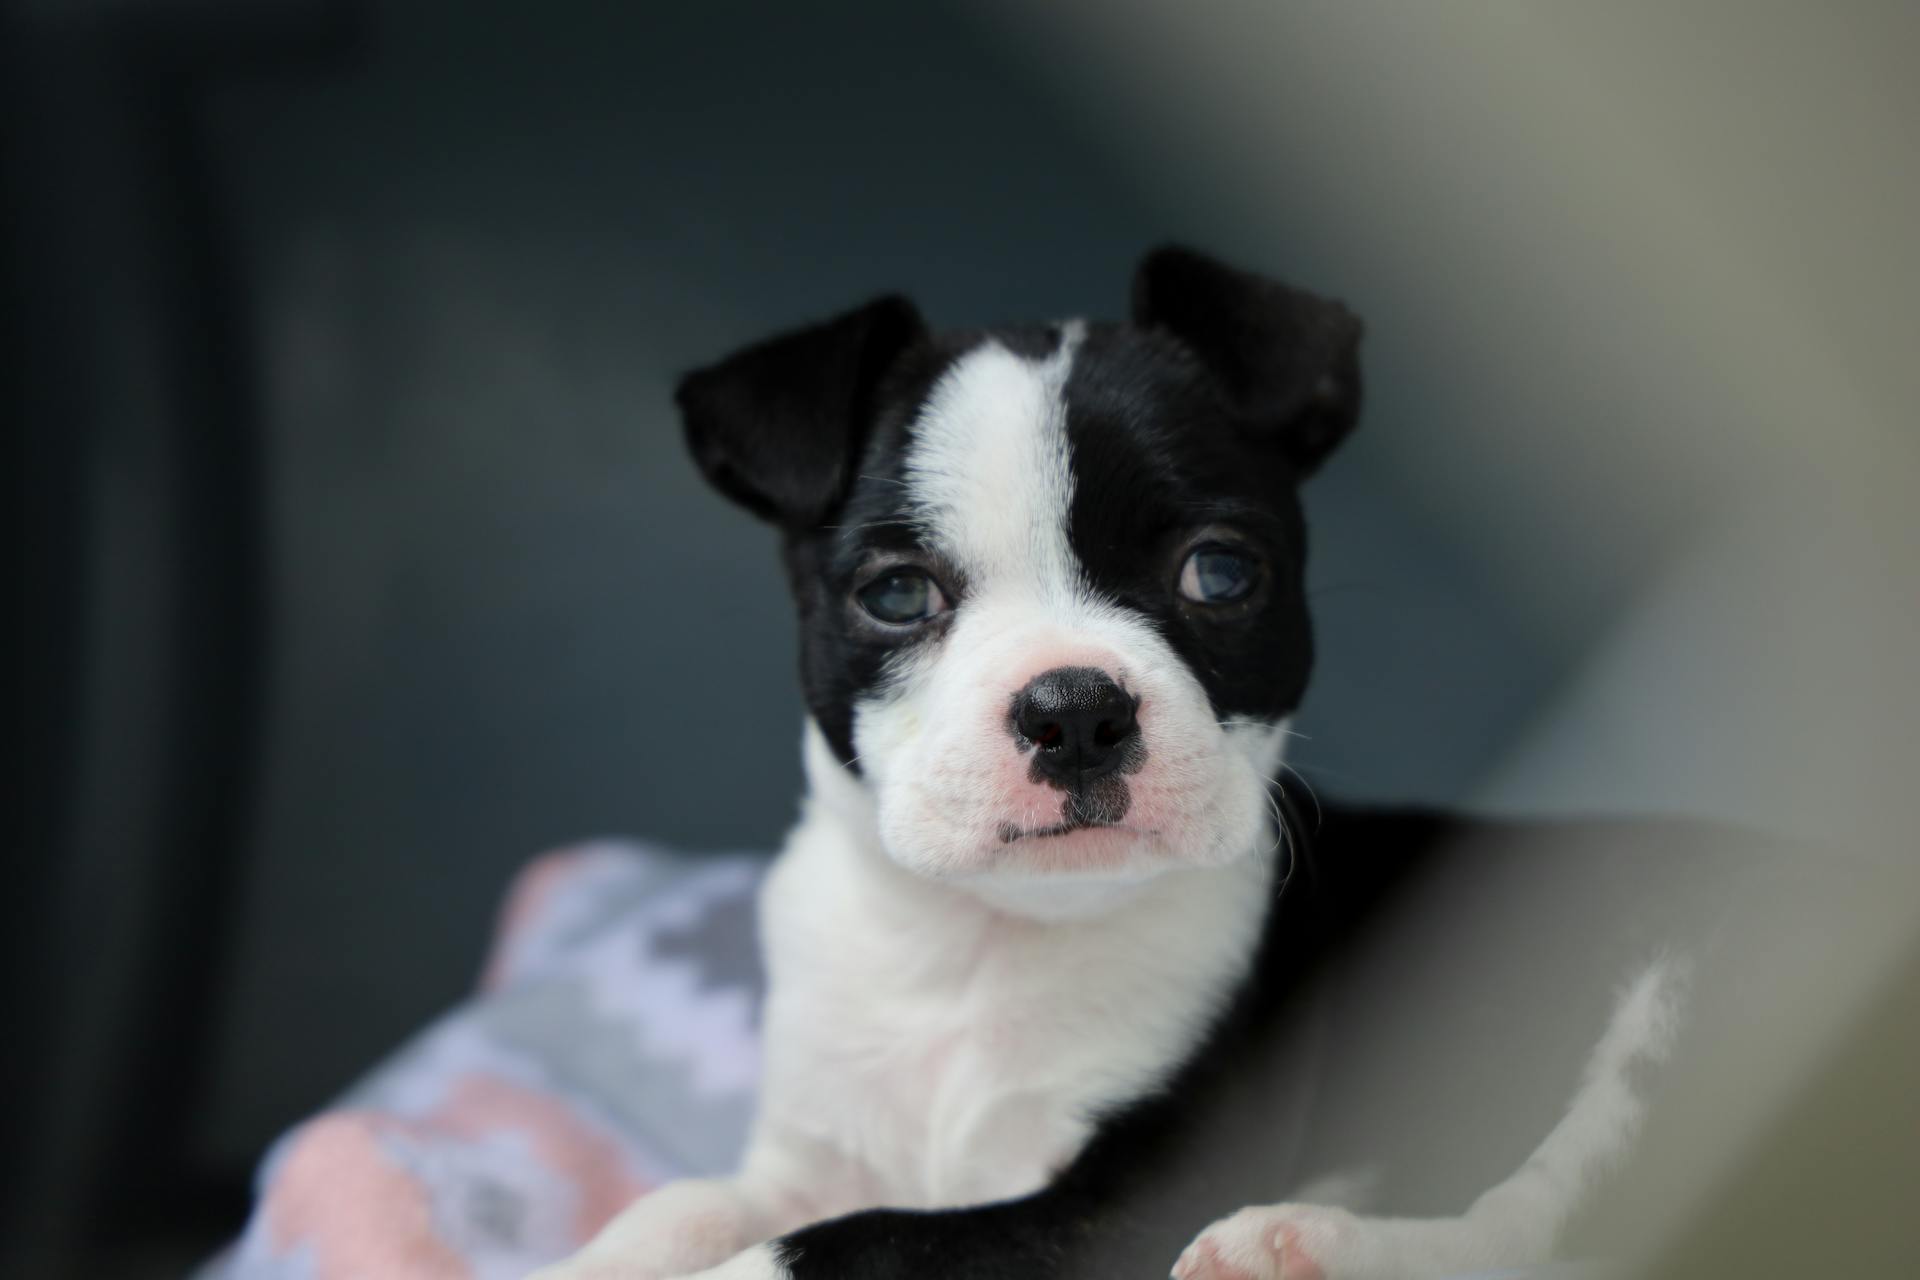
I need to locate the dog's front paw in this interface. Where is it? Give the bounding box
[1172,1204,1361,1280]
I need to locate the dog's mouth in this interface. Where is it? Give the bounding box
[994,772,1156,845]
[994,818,1154,844]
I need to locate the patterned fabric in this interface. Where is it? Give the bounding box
[203,843,769,1280]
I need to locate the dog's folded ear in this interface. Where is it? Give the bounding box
[677,295,927,528]
[1132,245,1362,476]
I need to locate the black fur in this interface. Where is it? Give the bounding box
[677,294,926,530]
[1058,321,1320,724]
[1131,245,1362,477]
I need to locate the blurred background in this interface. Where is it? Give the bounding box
[8,1,1916,1277]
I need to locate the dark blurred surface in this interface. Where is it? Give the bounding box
[12,2,1915,1277]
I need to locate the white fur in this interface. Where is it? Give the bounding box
[904,322,1086,603]
[676,1242,783,1280]
[755,725,1276,1206]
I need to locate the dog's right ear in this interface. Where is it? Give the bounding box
[1132,245,1362,477]
[676,296,927,529]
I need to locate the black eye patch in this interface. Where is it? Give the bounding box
[1059,328,1317,723]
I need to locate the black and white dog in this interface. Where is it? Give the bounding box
[535,248,1820,1280]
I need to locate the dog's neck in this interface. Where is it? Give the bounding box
[749,722,1282,1207]
[796,720,1280,925]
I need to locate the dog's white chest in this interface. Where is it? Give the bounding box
[752,808,1276,1210]
[764,918,1115,1205]
[855,995,1087,1202]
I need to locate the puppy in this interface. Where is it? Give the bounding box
[534,248,1826,1280]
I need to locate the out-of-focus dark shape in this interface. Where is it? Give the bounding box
[9,4,365,1275]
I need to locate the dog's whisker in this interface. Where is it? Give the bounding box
[1275,762,1324,833]
[1262,785,1300,889]
[1250,763,1321,890]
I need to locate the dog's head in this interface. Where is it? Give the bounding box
[678,247,1359,899]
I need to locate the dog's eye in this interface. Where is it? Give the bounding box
[1178,546,1259,605]
[857,569,948,625]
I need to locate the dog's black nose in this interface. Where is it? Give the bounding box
[1012,667,1140,786]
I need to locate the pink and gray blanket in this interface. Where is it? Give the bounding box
[202,843,769,1280]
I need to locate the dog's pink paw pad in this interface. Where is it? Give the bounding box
[1175,1205,1359,1280]
[1174,1208,1285,1280]
[1172,1237,1263,1280]
[1271,1222,1327,1280]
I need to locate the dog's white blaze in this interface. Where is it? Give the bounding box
[903,323,1086,604]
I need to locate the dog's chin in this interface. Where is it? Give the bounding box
[936,821,1270,920]
[991,821,1164,874]
[876,801,1266,891]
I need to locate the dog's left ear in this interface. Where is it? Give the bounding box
[677,295,928,529]
[1131,245,1362,476]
